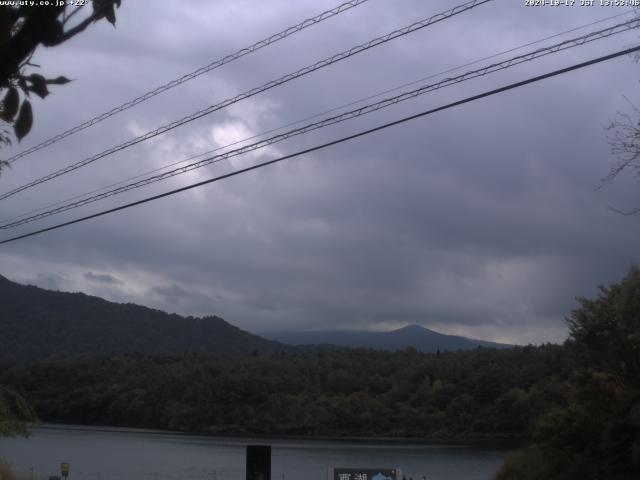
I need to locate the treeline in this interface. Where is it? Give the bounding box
[0,344,569,439]
[3,268,638,478]
[0,274,291,360]
[496,267,640,480]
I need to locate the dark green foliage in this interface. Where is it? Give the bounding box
[0,274,568,440]
[0,87,18,121]
[0,275,503,358]
[13,97,31,140]
[0,275,293,359]
[0,345,569,439]
[568,266,640,388]
[495,267,640,480]
[0,2,119,148]
[494,448,548,480]
[0,386,36,437]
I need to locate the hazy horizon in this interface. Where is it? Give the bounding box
[1,0,639,345]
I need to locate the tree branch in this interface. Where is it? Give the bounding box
[62,5,83,26]
[51,11,99,46]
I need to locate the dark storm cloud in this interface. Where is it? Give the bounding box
[1,0,639,344]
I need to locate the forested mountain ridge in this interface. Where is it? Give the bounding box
[263,324,511,352]
[0,275,509,360]
[0,275,292,359]
[3,267,639,478]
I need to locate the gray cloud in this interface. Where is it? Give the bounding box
[1,0,639,344]
[26,272,68,292]
[84,272,125,286]
[149,284,219,317]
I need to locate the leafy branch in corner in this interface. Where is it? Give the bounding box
[0,0,121,167]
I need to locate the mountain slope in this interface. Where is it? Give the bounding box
[0,275,291,360]
[262,324,511,352]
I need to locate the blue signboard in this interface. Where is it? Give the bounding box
[331,467,399,480]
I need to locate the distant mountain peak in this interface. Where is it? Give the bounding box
[262,325,512,353]
[394,324,431,333]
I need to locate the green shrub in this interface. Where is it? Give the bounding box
[494,448,548,480]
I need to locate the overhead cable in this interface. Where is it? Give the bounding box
[2,18,637,230]
[7,7,630,227]
[1,44,637,246]
[5,10,634,228]
[0,0,494,201]
[5,0,372,164]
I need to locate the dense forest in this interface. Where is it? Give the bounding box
[0,345,568,438]
[0,275,507,358]
[0,275,292,359]
[496,267,640,480]
[1,268,638,479]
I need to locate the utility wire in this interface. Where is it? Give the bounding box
[2,18,637,230]
[5,9,631,227]
[0,0,494,201]
[4,7,634,231]
[1,45,637,246]
[5,0,372,164]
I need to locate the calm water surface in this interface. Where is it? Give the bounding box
[0,425,513,480]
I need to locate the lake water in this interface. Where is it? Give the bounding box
[0,425,513,480]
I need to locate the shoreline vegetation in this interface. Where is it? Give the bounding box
[0,344,570,440]
[29,422,528,445]
[1,267,639,479]
[0,457,29,480]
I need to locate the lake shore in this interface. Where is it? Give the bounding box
[34,422,525,447]
[1,424,513,480]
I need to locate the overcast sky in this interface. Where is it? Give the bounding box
[1,0,639,344]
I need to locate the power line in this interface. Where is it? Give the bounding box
[5,0,373,164]
[0,0,494,201]
[2,11,636,229]
[6,9,631,228]
[2,17,637,230]
[1,44,637,246]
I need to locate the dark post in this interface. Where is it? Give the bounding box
[246,445,271,480]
